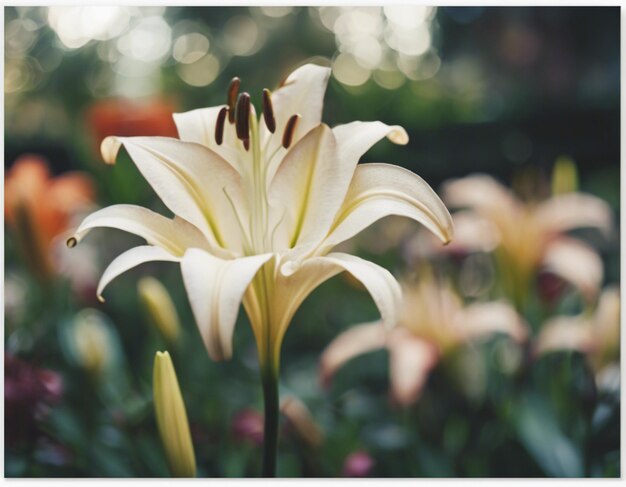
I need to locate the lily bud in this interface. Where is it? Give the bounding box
[551,156,578,195]
[138,277,181,343]
[280,395,323,448]
[153,351,196,478]
[70,309,113,377]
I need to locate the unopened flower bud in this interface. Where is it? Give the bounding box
[70,309,113,377]
[551,156,578,195]
[153,351,196,478]
[138,277,181,343]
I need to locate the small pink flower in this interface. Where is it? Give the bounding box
[342,450,375,477]
[231,409,264,446]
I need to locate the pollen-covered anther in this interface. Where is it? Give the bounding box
[227,77,240,124]
[282,114,301,149]
[235,92,251,149]
[215,107,228,145]
[262,88,276,133]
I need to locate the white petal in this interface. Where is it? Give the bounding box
[535,316,594,356]
[318,163,454,254]
[180,249,273,361]
[97,245,179,301]
[261,63,331,154]
[100,136,247,252]
[319,321,387,386]
[535,192,613,237]
[459,301,528,343]
[442,174,518,214]
[270,253,401,353]
[268,124,341,249]
[542,238,603,300]
[285,252,402,328]
[332,121,408,167]
[172,105,250,174]
[70,204,210,256]
[388,328,439,406]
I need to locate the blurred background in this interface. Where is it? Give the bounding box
[4,6,620,478]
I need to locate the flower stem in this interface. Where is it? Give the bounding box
[261,362,279,477]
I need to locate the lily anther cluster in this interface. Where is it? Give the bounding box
[68,63,454,366]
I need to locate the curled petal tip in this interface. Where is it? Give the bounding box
[387,126,409,145]
[100,136,122,165]
[97,294,106,303]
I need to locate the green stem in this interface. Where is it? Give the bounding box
[261,363,279,477]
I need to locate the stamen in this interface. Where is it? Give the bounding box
[66,237,77,248]
[243,138,250,151]
[235,92,251,142]
[215,107,228,145]
[262,89,276,133]
[227,77,240,123]
[282,114,300,149]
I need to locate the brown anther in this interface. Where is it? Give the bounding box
[235,92,251,142]
[282,114,300,149]
[243,138,250,151]
[227,77,240,123]
[262,88,276,133]
[215,107,228,145]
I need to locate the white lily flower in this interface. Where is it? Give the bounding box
[68,63,453,371]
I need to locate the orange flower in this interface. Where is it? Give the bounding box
[5,155,95,279]
[86,98,179,154]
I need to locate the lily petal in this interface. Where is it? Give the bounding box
[459,301,528,343]
[180,249,273,361]
[542,237,603,300]
[319,321,387,387]
[535,192,613,237]
[442,174,518,215]
[97,245,180,302]
[271,252,401,355]
[101,136,247,252]
[332,121,408,167]
[318,163,454,255]
[70,204,210,256]
[172,105,249,174]
[283,252,402,328]
[535,316,594,356]
[268,124,340,249]
[388,328,438,406]
[262,63,331,151]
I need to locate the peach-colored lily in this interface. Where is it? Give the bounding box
[535,286,619,387]
[321,271,527,406]
[5,155,95,280]
[441,172,612,307]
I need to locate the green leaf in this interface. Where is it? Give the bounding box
[514,393,583,477]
